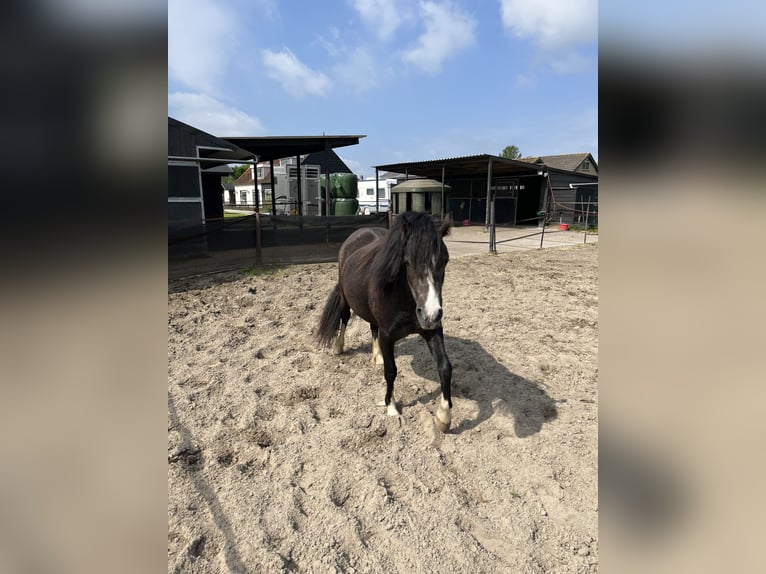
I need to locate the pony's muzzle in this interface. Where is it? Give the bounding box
[416,306,442,329]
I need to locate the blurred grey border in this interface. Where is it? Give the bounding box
[600,4,766,572]
[0,2,167,573]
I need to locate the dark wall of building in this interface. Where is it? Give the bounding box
[168,202,204,233]
[446,179,485,223]
[201,173,224,220]
[547,171,598,225]
[168,164,200,198]
[443,176,544,225]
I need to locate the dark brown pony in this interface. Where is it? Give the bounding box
[316,211,454,431]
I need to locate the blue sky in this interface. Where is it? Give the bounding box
[169,0,597,177]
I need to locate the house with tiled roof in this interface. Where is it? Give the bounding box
[231,161,280,208]
[520,153,597,176]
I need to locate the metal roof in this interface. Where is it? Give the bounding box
[168,117,254,164]
[374,154,543,180]
[224,134,366,162]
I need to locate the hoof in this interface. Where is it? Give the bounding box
[435,397,451,433]
[332,347,343,356]
[377,400,400,417]
[434,416,451,433]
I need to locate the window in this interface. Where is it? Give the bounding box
[366,188,374,196]
[581,160,590,170]
[257,166,264,179]
[378,188,386,198]
[240,190,247,204]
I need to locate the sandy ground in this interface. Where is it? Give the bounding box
[168,242,598,573]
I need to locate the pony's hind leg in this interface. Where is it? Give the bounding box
[332,302,351,355]
[370,324,384,365]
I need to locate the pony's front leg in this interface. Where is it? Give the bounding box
[376,335,400,416]
[422,328,453,432]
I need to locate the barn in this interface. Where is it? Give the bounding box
[374,153,598,226]
[168,117,254,234]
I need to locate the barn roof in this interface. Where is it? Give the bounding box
[233,168,253,186]
[375,153,599,182]
[168,117,254,165]
[302,148,353,174]
[224,134,365,162]
[374,154,542,180]
[520,153,597,172]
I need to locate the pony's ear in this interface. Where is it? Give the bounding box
[440,212,453,237]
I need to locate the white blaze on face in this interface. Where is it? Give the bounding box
[423,271,441,322]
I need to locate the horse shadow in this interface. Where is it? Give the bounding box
[396,335,559,437]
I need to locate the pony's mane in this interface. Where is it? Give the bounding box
[372,212,446,286]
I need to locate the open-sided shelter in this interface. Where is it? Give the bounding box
[225,134,365,216]
[374,154,597,226]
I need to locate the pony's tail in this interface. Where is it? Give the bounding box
[315,284,344,347]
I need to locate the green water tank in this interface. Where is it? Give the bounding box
[330,173,358,199]
[333,198,359,215]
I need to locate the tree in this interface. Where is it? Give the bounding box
[225,164,249,183]
[500,145,521,160]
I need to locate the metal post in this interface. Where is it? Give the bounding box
[441,164,445,220]
[584,199,590,244]
[295,154,302,216]
[375,168,380,215]
[485,158,493,229]
[255,211,263,265]
[539,214,546,249]
[539,174,549,228]
[489,190,497,253]
[269,159,276,215]
[253,161,260,212]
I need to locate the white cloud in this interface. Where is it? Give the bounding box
[316,27,342,57]
[168,0,232,94]
[499,0,597,49]
[549,51,592,74]
[349,0,404,41]
[333,47,380,93]
[168,92,265,136]
[401,1,477,74]
[262,48,331,98]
